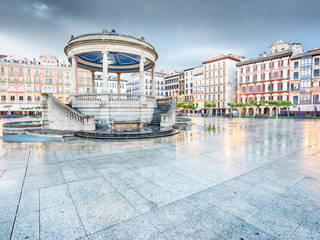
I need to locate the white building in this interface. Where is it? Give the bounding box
[94,72,127,94]
[127,70,167,98]
[184,66,203,102]
[200,53,241,113]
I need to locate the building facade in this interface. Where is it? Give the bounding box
[94,72,127,94]
[183,67,196,102]
[200,53,240,113]
[0,55,92,114]
[164,71,184,101]
[237,41,303,115]
[126,70,167,98]
[290,48,320,113]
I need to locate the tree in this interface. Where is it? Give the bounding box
[185,103,197,114]
[176,102,185,109]
[176,102,197,114]
[204,102,217,108]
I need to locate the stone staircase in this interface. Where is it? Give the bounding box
[42,93,95,131]
[151,99,175,126]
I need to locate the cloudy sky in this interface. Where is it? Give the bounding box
[1,0,319,71]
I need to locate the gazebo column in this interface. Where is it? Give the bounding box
[116,73,121,94]
[91,70,95,94]
[151,66,156,96]
[71,55,78,95]
[139,56,145,95]
[102,50,109,94]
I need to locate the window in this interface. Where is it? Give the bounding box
[293,96,299,104]
[315,58,319,66]
[294,61,299,69]
[293,72,299,80]
[269,84,273,92]
[242,86,246,93]
[300,93,311,104]
[27,96,32,101]
[253,74,257,81]
[269,62,274,69]
[249,85,254,92]
[314,69,320,78]
[1,96,6,101]
[279,60,283,67]
[10,96,15,101]
[313,95,320,104]
[257,85,262,92]
[19,96,24,101]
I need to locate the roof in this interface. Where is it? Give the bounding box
[202,55,241,65]
[164,73,183,79]
[184,67,195,71]
[236,50,292,67]
[268,39,290,48]
[291,48,320,60]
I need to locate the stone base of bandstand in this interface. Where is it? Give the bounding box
[71,94,157,128]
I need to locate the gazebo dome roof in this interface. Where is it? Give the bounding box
[64,30,157,73]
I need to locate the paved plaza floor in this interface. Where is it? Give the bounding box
[0,117,320,240]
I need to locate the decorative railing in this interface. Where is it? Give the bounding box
[73,93,155,103]
[68,33,155,51]
[45,93,93,125]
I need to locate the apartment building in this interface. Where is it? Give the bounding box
[0,55,92,114]
[290,48,320,113]
[164,71,184,101]
[94,72,127,94]
[126,70,167,98]
[237,40,303,105]
[201,53,240,113]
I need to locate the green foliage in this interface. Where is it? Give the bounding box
[227,102,249,108]
[176,102,197,110]
[176,102,185,108]
[20,106,42,111]
[185,103,197,110]
[204,102,217,108]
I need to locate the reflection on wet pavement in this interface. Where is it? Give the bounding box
[0,117,320,239]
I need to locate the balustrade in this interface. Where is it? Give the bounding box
[72,93,155,103]
[47,93,91,125]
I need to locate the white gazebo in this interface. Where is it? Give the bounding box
[63,29,159,127]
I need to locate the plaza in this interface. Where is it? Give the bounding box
[0,117,320,239]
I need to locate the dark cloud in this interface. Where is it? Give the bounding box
[1,0,320,71]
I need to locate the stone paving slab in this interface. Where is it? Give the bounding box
[1,118,320,239]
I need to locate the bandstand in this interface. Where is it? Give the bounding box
[41,30,176,135]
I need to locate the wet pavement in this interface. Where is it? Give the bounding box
[0,117,320,240]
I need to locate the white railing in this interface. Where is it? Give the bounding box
[73,93,155,103]
[45,93,94,125]
[68,33,155,50]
